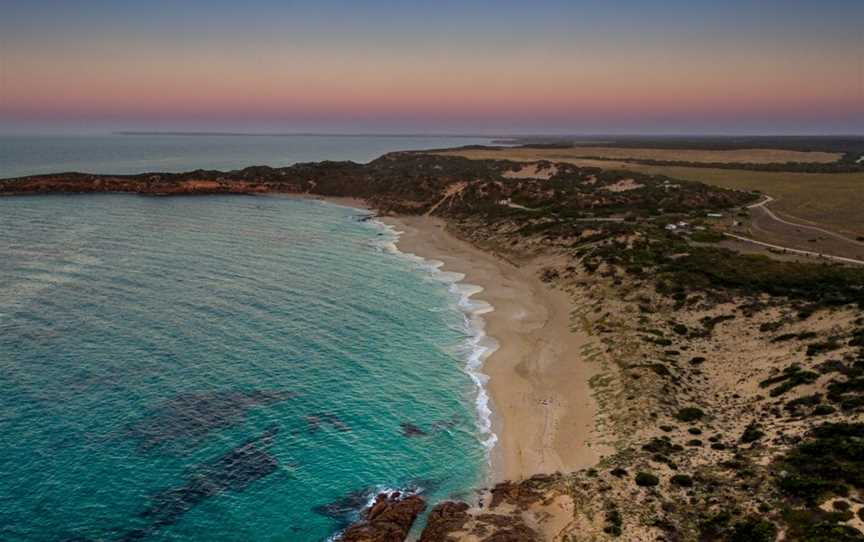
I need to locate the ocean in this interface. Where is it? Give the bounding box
[0,134,493,179]
[0,136,497,541]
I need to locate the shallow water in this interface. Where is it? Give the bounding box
[0,194,489,541]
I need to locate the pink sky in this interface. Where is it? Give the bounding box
[2,0,862,133]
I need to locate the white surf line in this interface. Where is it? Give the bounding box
[747,195,864,247]
[723,232,864,266]
[369,217,500,460]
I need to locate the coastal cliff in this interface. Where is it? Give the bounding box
[6,152,864,541]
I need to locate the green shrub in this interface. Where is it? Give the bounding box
[793,521,863,541]
[776,423,864,504]
[670,474,693,487]
[760,366,819,396]
[782,508,863,541]
[826,377,864,408]
[676,407,705,422]
[699,511,733,539]
[807,339,843,357]
[833,500,851,511]
[610,467,627,478]
[642,437,682,454]
[741,422,765,443]
[785,394,822,412]
[635,472,659,487]
[728,517,778,542]
[690,229,725,243]
[665,247,864,308]
[760,321,784,333]
[603,507,622,537]
[813,404,837,416]
[650,363,672,377]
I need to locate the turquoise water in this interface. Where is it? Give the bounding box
[0,134,492,179]
[0,194,491,541]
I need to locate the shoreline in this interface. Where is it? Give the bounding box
[381,214,608,483]
[374,216,501,479]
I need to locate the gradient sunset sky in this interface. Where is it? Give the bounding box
[2,0,863,134]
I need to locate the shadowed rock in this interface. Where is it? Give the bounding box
[337,492,426,542]
[127,390,294,454]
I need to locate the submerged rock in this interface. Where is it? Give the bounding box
[399,422,427,437]
[113,426,281,540]
[430,416,459,432]
[127,390,294,454]
[305,412,351,434]
[313,487,377,526]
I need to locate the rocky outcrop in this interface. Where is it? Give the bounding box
[418,501,470,542]
[337,491,426,542]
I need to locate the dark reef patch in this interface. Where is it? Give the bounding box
[430,416,459,431]
[108,426,282,541]
[304,412,350,433]
[126,390,294,454]
[400,422,428,437]
[313,486,377,527]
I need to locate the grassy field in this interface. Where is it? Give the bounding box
[437,149,864,236]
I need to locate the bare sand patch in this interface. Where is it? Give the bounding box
[502,163,558,180]
[602,178,643,192]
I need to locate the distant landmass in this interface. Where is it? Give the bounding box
[114,131,496,138]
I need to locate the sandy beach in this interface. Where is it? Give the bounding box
[382,215,606,482]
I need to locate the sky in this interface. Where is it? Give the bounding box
[1,0,863,135]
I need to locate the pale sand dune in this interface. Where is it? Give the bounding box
[501,163,558,179]
[383,215,608,482]
[602,178,643,192]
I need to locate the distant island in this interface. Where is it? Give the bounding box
[4,139,864,541]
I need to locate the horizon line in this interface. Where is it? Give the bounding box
[113,131,864,139]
